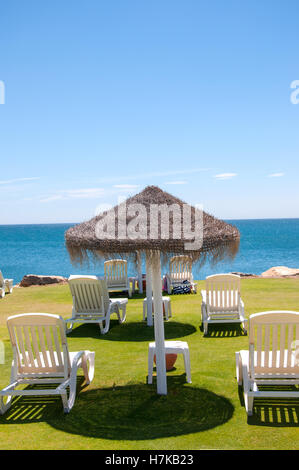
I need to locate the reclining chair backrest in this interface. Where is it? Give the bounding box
[248,311,299,378]
[205,274,240,313]
[104,260,128,288]
[170,256,193,282]
[7,313,70,378]
[68,275,110,315]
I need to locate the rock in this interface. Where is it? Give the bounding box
[19,274,68,287]
[230,272,259,278]
[261,266,299,278]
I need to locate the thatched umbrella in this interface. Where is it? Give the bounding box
[65,185,240,395]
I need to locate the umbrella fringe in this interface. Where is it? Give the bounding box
[65,186,240,268]
[66,238,240,269]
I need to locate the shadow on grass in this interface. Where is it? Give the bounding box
[68,320,196,342]
[110,292,198,300]
[200,323,247,338]
[0,377,88,423]
[248,401,299,427]
[238,385,299,427]
[0,378,234,440]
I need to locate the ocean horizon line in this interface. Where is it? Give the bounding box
[1,216,299,227]
[1,219,299,283]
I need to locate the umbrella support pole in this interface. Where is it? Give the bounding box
[152,250,167,395]
[137,251,143,294]
[146,252,153,327]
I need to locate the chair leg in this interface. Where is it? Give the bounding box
[168,301,172,318]
[62,350,95,413]
[0,363,19,414]
[65,321,74,334]
[6,282,13,294]
[100,316,110,334]
[60,389,69,413]
[245,393,254,416]
[163,301,169,321]
[148,347,154,384]
[201,304,208,335]
[119,305,126,323]
[81,351,95,384]
[183,349,192,383]
[0,394,14,415]
[235,352,243,385]
[241,360,254,416]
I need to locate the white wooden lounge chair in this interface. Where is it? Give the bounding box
[66,275,128,334]
[0,270,13,298]
[0,313,95,414]
[236,311,299,416]
[104,259,132,298]
[201,274,247,335]
[166,255,197,294]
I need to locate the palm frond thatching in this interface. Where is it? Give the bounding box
[65,185,240,266]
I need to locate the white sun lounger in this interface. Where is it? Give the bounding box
[104,259,132,298]
[201,274,247,335]
[166,255,197,294]
[0,313,95,414]
[0,271,13,298]
[66,275,128,334]
[236,311,299,416]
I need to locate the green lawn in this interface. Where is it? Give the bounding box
[0,278,298,450]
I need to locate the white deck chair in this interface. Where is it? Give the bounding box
[0,313,95,414]
[166,255,197,294]
[0,270,13,298]
[201,274,247,335]
[66,275,128,334]
[236,311,299,416]
[104,259,132,298]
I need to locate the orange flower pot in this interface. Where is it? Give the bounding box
[154,353,177,371]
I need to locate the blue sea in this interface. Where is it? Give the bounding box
[0,219,299,284]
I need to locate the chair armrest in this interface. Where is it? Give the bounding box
[110,298,128,306]
[70,350,85,369]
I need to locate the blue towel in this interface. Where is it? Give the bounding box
[172,280,192,294]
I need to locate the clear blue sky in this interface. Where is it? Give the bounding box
[0,0,299,224]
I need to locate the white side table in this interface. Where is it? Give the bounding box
[148,340,191,384]
[128,276,138,294]
[143,296,172,321]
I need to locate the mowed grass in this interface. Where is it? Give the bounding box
[0,278,298,450]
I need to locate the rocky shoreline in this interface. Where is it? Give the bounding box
[18,274,68,287]
[232,266,299,279]
[12,266,299,288]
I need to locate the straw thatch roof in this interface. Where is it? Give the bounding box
[65,185,240,266]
